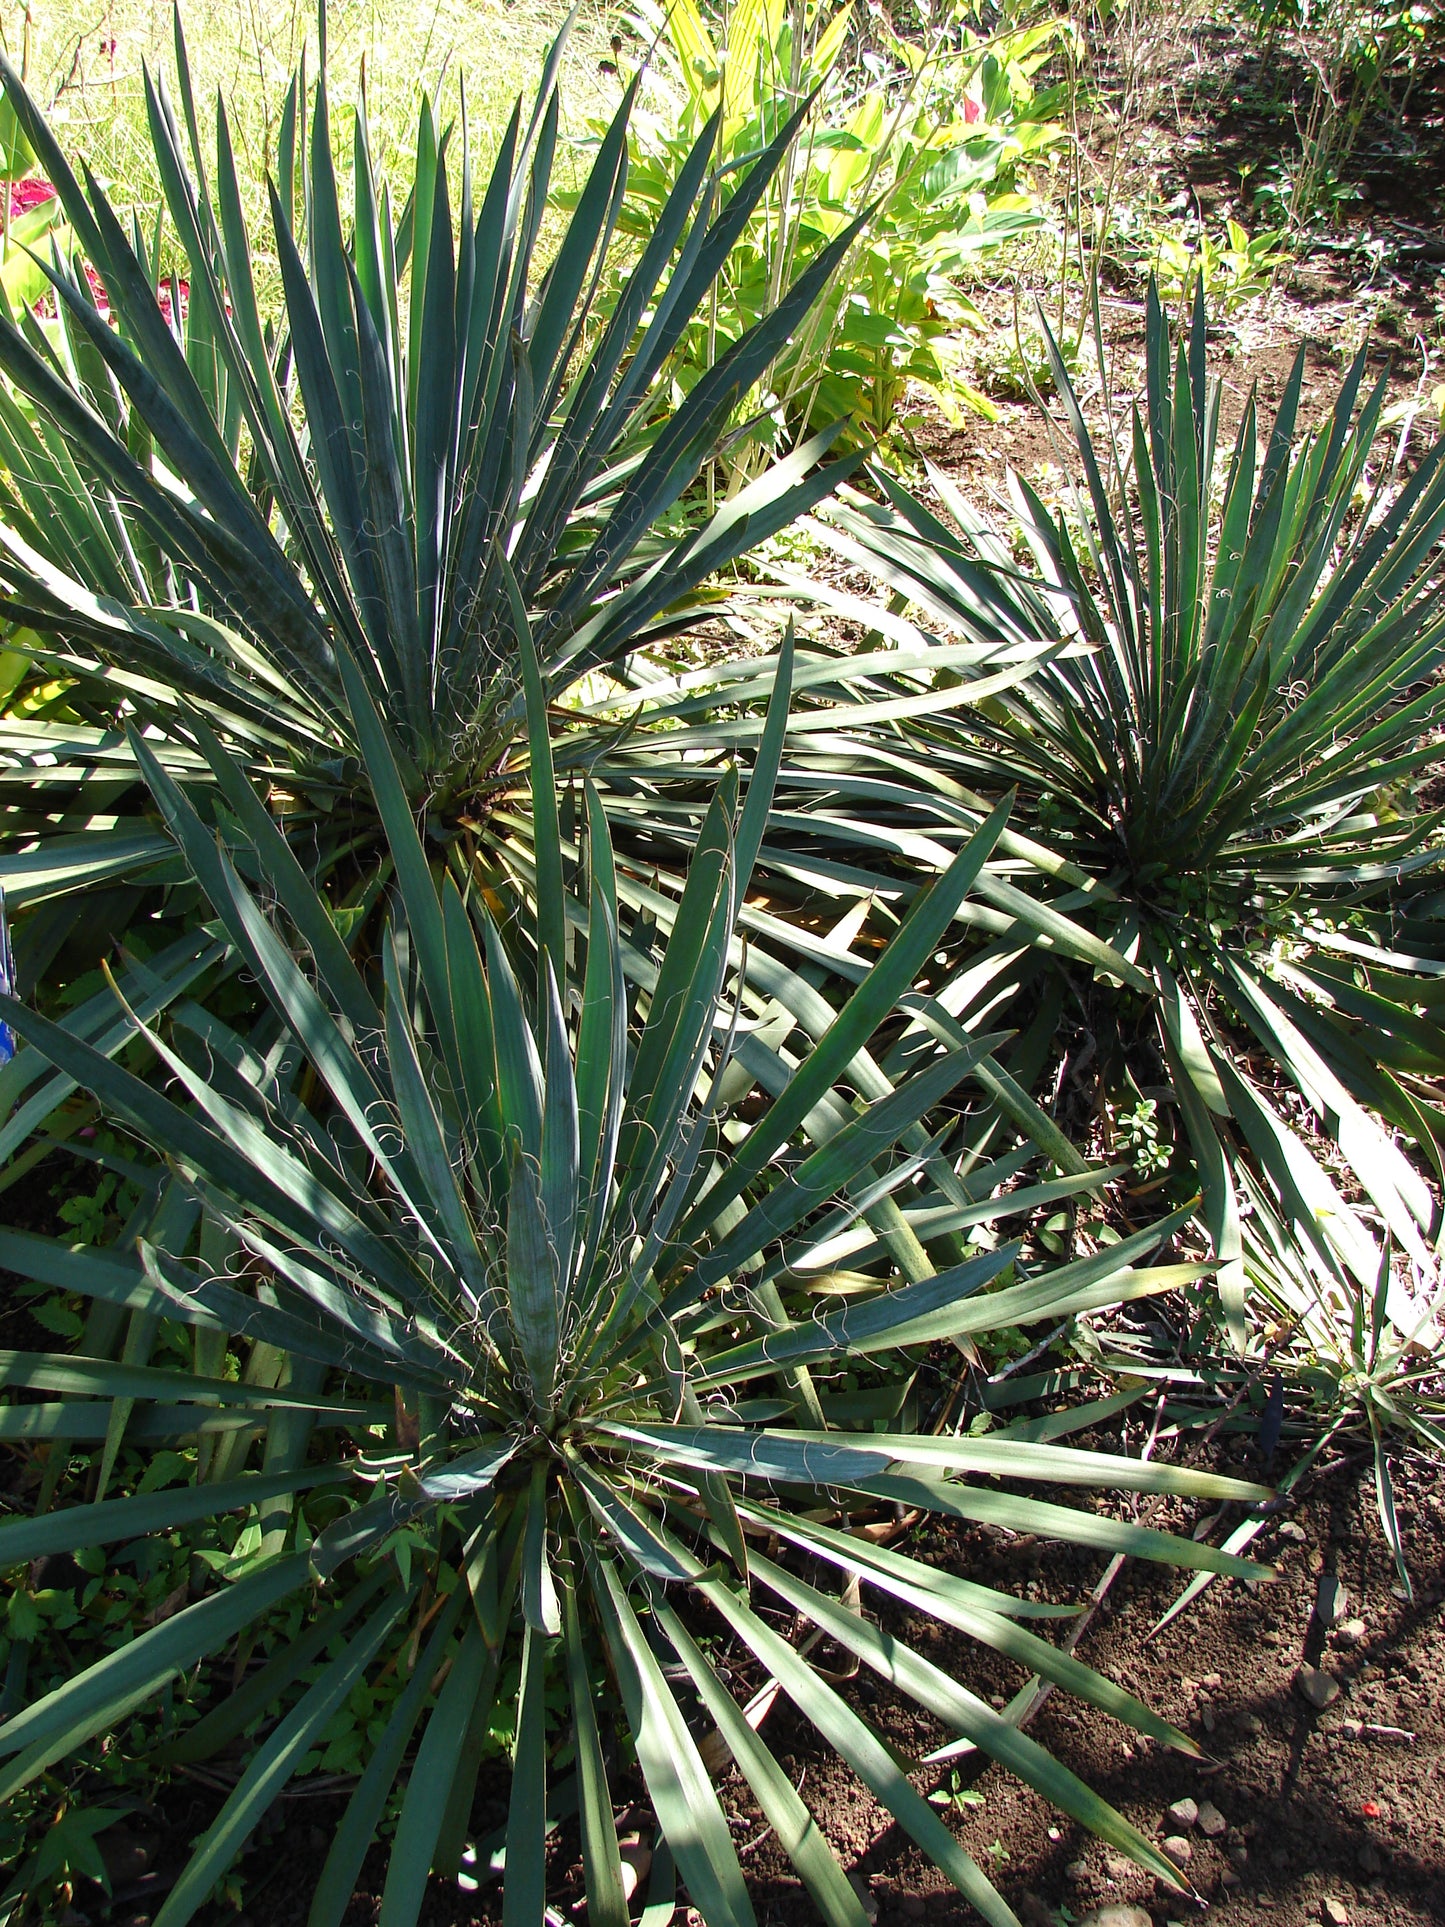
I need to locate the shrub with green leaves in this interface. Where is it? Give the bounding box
[592,0,1062,472]
[0,651,1270,1926]
[0,12,857,979]
[804,284,1445,1354]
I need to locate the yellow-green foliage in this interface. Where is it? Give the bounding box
[0,0,611,237]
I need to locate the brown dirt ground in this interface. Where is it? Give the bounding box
[146,1442,1441,1927]
[735,1455,1445,1927]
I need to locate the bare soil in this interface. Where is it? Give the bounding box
[120,1442,1438,1927]
[733,1454,1445,1927]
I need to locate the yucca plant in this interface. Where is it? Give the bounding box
[1102,1179,1443,1639]
[796,283,1445,1350]
[0,651,1271,1926]
[0,8,860,972]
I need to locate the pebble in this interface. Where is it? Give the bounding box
[1277,1521,1307,1542]
[1074,1910,1153,1927]
[1221,1870,1241,1890]
[618,1837,652,1902]
[1166,1797,1198,1830]
[1197,1801,1227,1837]
[1065,1860,1091,1884]
[1296,1666,1341,1709]
[1162,1836,1193,1869]
[1243,1713,1265,1734]
[1316,1576,1348,1626]
[1321,1901,1349,1927]
[1335,1617,1367,1645]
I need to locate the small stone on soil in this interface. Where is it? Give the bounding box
[618,1838,651,1902]
[1336,1617,1367,1645]
[1166,1797,1199,1829]
[1163,1835,1193,1868]
[1074,1910,1153,1927]
[1197,1801,1227,1837]
[1277,1521,1307,1542]
[1065,1859,1091,1884]
[1316,1575,1348,1625]
[1243,1713,1265,1734]
[1321,1900,1350,1927]
[1296,1665,1342,1709]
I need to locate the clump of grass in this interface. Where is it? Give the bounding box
[2,0,612,237]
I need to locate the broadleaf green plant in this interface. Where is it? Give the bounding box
[592,0,1063,473]
[0,650,1271,1927]
[801,282,1445,1355]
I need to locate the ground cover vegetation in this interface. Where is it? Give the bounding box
[0,0,1442,1922]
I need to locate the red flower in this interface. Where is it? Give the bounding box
[6,176,57,219]
[156,278,190,325]
[83,264,111,317]
[32,262,110,323]
[963,96,982,124]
